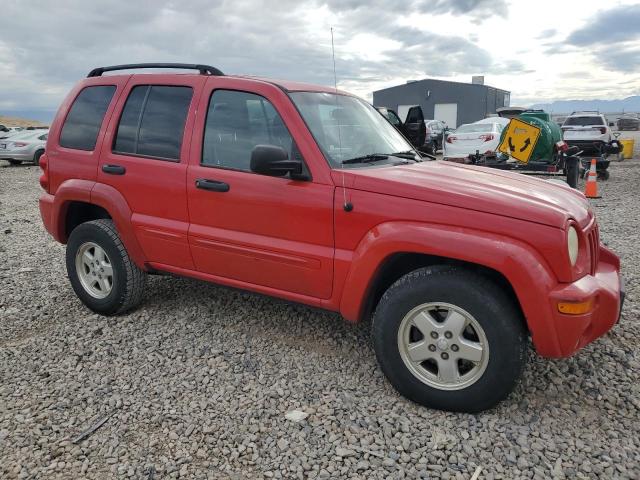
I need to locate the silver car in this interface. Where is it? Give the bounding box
[0,130,48,165]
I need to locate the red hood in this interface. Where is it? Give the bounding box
[337,161,592,228]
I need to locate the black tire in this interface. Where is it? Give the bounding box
[372,266,527,413]
[598,170,610,181]
[8,159,22,165]
[565,156,580,189]
[66,219,146,315]
[33,149,44,165]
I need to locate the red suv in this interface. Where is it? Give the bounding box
[39,63,624,412]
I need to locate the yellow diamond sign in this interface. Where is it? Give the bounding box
[498,118,541,163]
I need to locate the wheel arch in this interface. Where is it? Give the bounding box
[339,221,563,357]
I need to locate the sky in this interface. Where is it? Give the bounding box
[0,0,639,120]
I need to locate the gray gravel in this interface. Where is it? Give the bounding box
[1,158,639,479]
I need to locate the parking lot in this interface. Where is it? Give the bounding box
[1,141,639,479]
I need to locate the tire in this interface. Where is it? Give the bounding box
[8,159,22,165]
[372,266,527,413]
[598,170,610,181]
[33,149,44,165]
[565,156,580,189]
[66,219,146,315]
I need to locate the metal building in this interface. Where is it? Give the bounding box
[372,78,510,128]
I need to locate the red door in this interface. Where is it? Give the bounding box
[97,74,206,269]
[186,78,335,300]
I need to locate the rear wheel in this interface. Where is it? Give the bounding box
[33,149,44,165]
[372,266,527,412]
[66,219,146,315]
[565,156,580,188]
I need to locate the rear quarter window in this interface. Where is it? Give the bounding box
[59,85,116,150]
[564,116,604,126]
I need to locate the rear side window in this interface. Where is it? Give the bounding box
[59,85,116,151]
[564,116,604,126]
[114,85,193,161]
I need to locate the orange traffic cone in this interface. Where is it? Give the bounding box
[584,158,601,199]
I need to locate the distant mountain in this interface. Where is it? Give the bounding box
[528,96,640,114]
[1,110,56,124]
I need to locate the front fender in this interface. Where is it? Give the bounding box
[339,221,562,357]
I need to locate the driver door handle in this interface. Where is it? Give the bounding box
[195,178,230,192]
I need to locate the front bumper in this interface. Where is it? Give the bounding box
[547,245,623,357]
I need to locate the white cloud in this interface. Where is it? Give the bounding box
[0,0,638,119]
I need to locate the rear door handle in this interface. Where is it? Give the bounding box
[195,178,230,192]
[102,164,126,175]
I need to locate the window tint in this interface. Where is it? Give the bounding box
[202,90,294,171]
[564,116,604,126]
[386,110,402,126]
[406,107,423,124]
[59,85,116,150]
[114,85,193,160]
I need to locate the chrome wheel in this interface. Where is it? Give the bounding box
[75,242,113,299]
[397,302,489,391]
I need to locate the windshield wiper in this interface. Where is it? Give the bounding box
[341,153,389,165]
[388,151,421,161]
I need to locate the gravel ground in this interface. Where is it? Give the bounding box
[1,158,639,480]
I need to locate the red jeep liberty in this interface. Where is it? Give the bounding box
[38,63,623,412]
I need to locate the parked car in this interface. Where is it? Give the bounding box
[376,106,426,150]
[39,63,623,413]
[443,122,503,161]
[561,111,612,156]
[0,129,48,165]
[423,119,447,154]
[0,126,25,138]
[617,114,640,131]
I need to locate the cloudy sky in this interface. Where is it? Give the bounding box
[1,0,639,120]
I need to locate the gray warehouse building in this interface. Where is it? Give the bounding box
[373,78,510,128]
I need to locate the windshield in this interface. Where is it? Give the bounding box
[290,92,415,167]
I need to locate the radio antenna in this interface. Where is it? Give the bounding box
[331,27,352,212]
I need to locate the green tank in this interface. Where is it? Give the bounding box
[499,110,562,163]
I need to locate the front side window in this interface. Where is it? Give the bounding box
[386,110,402,127]
[290,92,414,167]
[114,85,193,161]
[59,85,116,151]
[202,90,294,171]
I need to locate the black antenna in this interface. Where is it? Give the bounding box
[331,27,353,213]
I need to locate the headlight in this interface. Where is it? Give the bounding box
[567,226,579,266]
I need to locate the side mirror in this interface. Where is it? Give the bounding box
[250,145,304,178]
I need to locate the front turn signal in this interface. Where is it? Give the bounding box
[557,298,595,315]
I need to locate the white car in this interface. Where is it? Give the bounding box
[0,130,48,165]
[443,122,504,161]
[561,112,611,155]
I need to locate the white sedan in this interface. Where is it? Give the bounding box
[443,122,504,161]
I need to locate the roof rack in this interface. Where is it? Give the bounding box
[569,110,600,115]
[87,63,224,78]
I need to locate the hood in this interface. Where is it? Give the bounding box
[340,161,592,228]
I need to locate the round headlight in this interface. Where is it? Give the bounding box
[567,226,579,266]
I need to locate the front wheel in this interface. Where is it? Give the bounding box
[66,219,146,315]
[372,266,527,412]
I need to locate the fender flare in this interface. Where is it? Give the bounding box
[90,183,148,269]
[339,221,562,357]
[49,179,94,242]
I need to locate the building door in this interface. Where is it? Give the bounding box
[434,103,458,129]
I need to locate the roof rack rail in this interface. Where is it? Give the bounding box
[87,63,224,78]
[569,110,600,115]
